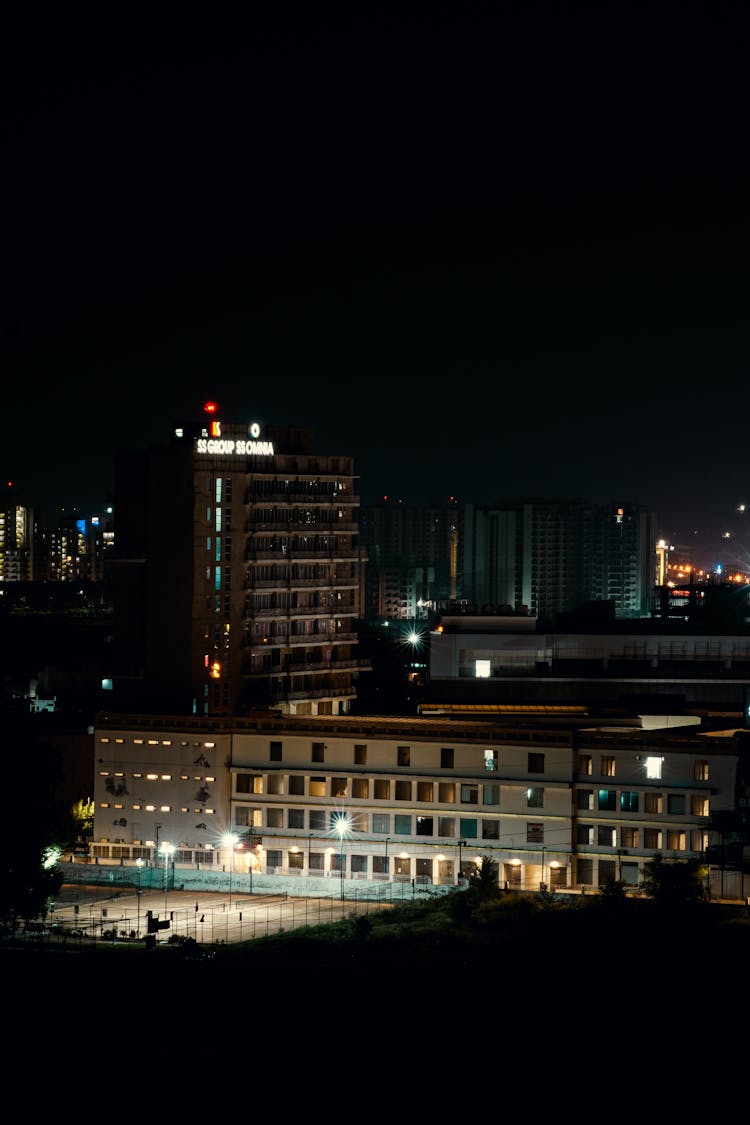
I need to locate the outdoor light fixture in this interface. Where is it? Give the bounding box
[159,841,175,919]
[222,831,239,909]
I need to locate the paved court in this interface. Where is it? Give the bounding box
[47,884,391,945]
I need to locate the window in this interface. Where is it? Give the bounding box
[645,756,662,780]
[620,791,639,813]
[644,828,661,848]
[309,851,325,871]
[691,795,708,816]
[373,780,390,800]
[236,774,252,793]
[460,784,478,805]
[394,814,411,834]
[484,749,498,771]
[577,825,593,845]
[288,776,305,796]
[441,747,454,769]
[527,787,544,808]
[694,760,709,782]
[235,807,250,826]
[417,781,434,802]
[438,817,455,837]
[354,744,367,765]
[438,782,455,802]
[288,809,304,829]
[267,776,283,795]
[483,785,499,806]
[621,827,639,848]
[351,855,367,874]
[372,814,389,834]
[331,778,348,798]
[577,754,592,776]
[460,818,478,839]
[601,755,616,777]
[309,810,326,830]
[312,741,325,763]
[667,794,686,815]
[270,741,282,762]
[475,659,491,678]
[577,789,593,810]
[397,745,411,767]
[416,817,433,836]
[288,851,303,870]
[528,753,545,774]
[598,825,616,846]
[526,822,544,844]
[598,789,616,811]
[395,780,412,801]
[394,854,411,877]
[666,830,686,851]
[309,777,326,797]
[644,792,662,814]
[371,855,389,875]
[352,778,368,799]
[482,820,499,840]
[267,809,283,828]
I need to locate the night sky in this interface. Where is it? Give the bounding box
[3,6,750,568]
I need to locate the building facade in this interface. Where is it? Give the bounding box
[90,710,741,896]
[107,408,369,717]
[461,498,656,624]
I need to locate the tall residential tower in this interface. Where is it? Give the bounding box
[107,406,369,717]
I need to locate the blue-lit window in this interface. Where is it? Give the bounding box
[394,815,411,834]
[598,789,616,810]
[620,791,639,812]
[459,818,478,839]
[214,566,221,590]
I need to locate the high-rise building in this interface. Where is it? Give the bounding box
[358,496,460,621]
[461,498,656,624]
[36,507,114,582]
[0,482,34,582]
[107,405,370,717]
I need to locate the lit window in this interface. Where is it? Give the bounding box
[645,756,663,779]
[475,659,491,679]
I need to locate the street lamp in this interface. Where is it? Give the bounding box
[457,839,467,885]
[332,812,353,902]
[135,857,144,937]
[384,836,391,877]
[159,842,175,920]
[223,831,239,909]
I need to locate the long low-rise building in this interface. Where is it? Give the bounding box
[90,710,748,898]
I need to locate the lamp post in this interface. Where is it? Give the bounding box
[223,832,239,909]
[541,845,546,891]
[384,836,391,878]
[457,839,467,885]
[308,832,313,874]
[332,812,352,902]
[159,842,175,920]
[135,857,144,937]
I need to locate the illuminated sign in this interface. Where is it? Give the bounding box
[195,422,274,457]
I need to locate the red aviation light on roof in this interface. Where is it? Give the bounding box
[203,402,218,414]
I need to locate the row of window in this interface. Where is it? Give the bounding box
[97,737,710,783]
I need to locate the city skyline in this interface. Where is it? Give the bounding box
[3,7,750,569]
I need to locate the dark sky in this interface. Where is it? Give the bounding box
[3,5,750,568]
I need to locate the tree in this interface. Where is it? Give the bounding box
[468,855,501,900]
[641,853,709,908]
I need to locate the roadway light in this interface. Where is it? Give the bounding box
[222,831,239,909]
[457,839,467,885]
[159,842,175,921]
[332,812,353,902]
[135,857,144,937]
